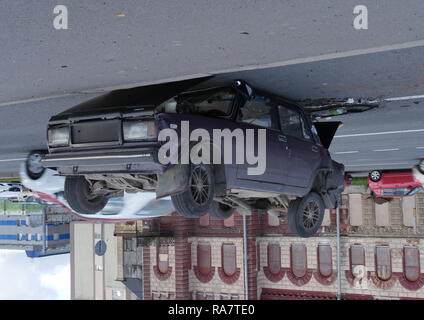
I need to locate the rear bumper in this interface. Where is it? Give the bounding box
[42,147,165,174]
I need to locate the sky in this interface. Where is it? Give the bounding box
[0,249,70,300]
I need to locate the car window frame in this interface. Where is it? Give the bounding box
[234,93,280,132]
[276,102,316,144]
[176,86,239,119]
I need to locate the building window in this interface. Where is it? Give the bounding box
[218,243,241,284]
[222,244,237,276]
[197,243,212,276]
[124,238,135,252]
[193,242,215,283]
[317,244,333,278]
[17,233,23,241]
[27,233,32,241]
[157,245,169,274]
[267,244,282,275]
[375,246,392,281]
[53,233,59,241]
[291,244,307,278]
[36,234,42,241]
[403,246,420,282]
[350,244,365,272]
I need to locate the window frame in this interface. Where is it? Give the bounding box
[221,243,237,277]
[277,103,314,143]
[375,246,392,281]
[197,242,212,276]
[175,86,240,119]
[235,93,280,131]
[403,246,420,282]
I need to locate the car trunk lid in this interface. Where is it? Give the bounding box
[313,121,342,149]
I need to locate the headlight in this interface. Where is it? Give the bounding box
[48,126,70,147]
[123,120,157,141]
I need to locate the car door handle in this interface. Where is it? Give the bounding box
[278,135,287,142]
[312,145,319,152]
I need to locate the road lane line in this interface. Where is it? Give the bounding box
[347,162,409,167]
[334,151,359,154]
[372,148,399,152]
[385,94,424,102]
[416,147,424,149]
[0,158,25,162]
[335,129,424,138]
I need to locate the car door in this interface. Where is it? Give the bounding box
[235,95,289,185]
[277,104,321,188]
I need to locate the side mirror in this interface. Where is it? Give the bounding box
[234,80,254,99]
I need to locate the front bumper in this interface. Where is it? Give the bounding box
[42,147,165,175]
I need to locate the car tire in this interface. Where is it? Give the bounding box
[369,170,382,182]
[418,160,424,175]
[64,176,108,214]
[287,192,325,238]
[26,150,46,180]
[208,201,234,219]
[171,163,214,218]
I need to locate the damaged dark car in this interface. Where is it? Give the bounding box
[42,78,345,237]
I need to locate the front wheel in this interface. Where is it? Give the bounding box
[171,164,214,218]
[287,192,325,238]
[369,170,382,182]
[26,150,46,180]
[64,176,108,214]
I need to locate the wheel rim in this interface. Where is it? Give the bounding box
[28,153,44,174]
[302,200,320,230]
[189,166,210,206]
[370,171,380,181]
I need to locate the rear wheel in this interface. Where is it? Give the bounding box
[26,150,46,180]
[288,192,325,238]
[369,170,382,182]
[171,164,214,218]
[64,176,108,214]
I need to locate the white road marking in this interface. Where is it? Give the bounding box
[334,151,359,154]
[0,158,25,162]
[372,148,399,152]
[335,128,424,138]
[347,162,409,167]
[416,147,424,149]
[385,94,424,102]
[2,39,424,108]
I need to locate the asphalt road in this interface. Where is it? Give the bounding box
[1,0,424,104]
[0,1,424,175]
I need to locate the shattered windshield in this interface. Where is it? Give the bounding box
[156,88,236,117]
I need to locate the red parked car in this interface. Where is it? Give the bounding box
[368,160,424,197]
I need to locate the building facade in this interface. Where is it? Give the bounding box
[113,191,424,300]
[0,199,72,257]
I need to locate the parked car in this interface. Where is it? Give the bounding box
[42,78,345,237]
[368,161,424,197]
[0,182,23,193]
[20,150,174,221]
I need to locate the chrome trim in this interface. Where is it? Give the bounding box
[43,153,152,162]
